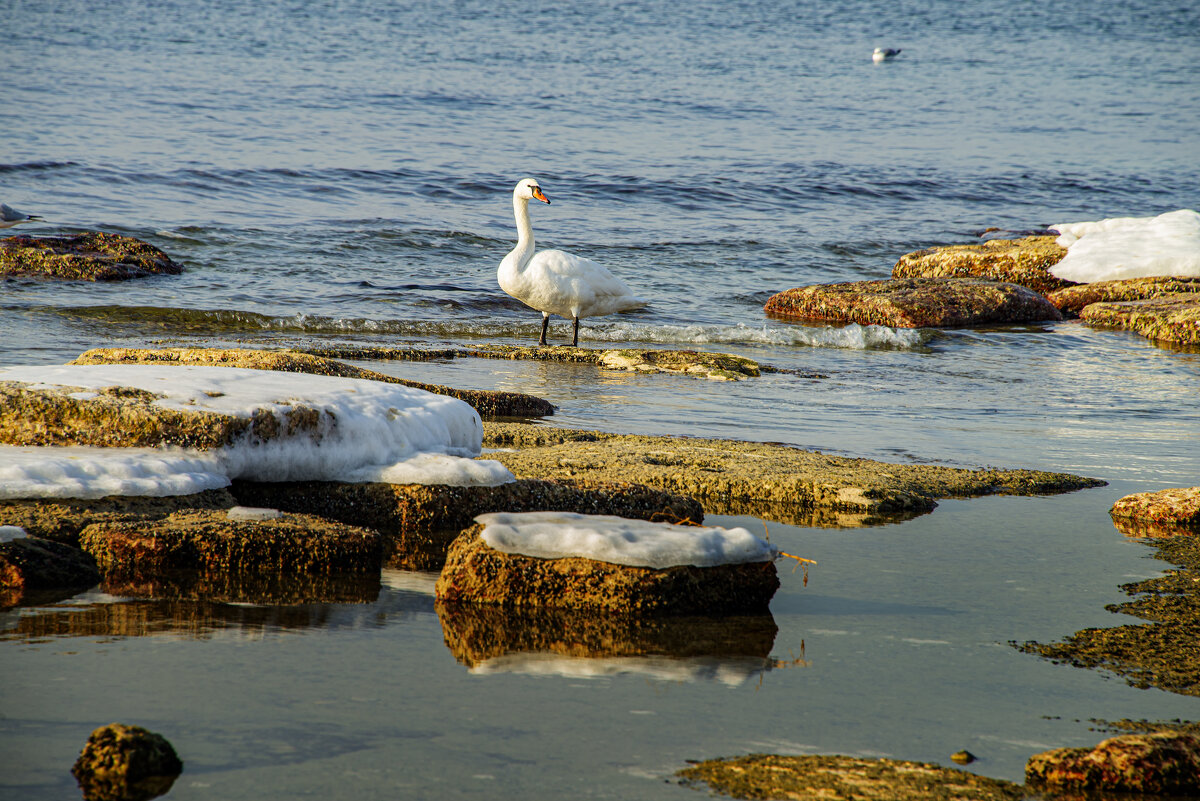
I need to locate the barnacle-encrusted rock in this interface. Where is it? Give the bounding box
[1,232,182,281]
[1047,276,1200,315]
[80,509,382,575]
[0,537,99,606]
[892,235,1070,295]
[70,346,554,418]
[482,423,1104,523]
[1079,293,1200,345]
[1111,486,1200,531]
[764,277,1062,328]
[232,478,704,569]
[72,723,182,801]
[436,524,779,614]
[677,754,1024,801]
[1026,732,1200,795]
[0,489,236,546]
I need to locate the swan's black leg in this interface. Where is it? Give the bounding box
[539,315,550,346]
[572,316,579,347]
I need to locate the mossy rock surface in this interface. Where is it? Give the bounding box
[764,277,1062,328]
[677,753,1024,800]
[1,232,182,281]
[435,524,780,614]
[71,346,554,418]
[1026,732,1200,795]
[1111,486,1200,529]
[1080,293,1200,345]
[892,235,1069,295]
[72,723,182,801]
[482,423,1103,522]
[1047,276,1200,315]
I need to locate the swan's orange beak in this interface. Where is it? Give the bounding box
[532,187,550,204]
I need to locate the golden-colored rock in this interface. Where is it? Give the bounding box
[1,232,182,281]
[1026,733,1200,795]
[1111,486,1200,530]
[1080,293,1200,345]
[1047,276,1200,315]
[892,235,1069,295]
[72,723,182,801]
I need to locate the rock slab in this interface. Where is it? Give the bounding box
[1,232,182,281]
[892,235,1070,295]
[1111,486,1200,530]
[1080,293,1200,345]
[1026,732,1200,795]
[1047,276,1200,315]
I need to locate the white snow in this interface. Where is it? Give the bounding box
[0,364,514,500]
[0,526,29,543]
[1049,208,1200,283]
[476,511,778,569]
[227,506,282,521]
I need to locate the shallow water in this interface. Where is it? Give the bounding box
[3,0,1200,797]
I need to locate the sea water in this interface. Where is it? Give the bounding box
[2,0,1199,798]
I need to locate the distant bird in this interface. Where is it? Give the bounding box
[498,178,645,347]
[0,203,42,229]
[872,47,902,62]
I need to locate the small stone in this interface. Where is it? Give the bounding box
[72,723,182,801]
[1026,732,1200,795]
[951,749,976,764]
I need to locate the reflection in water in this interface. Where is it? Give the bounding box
[98,569,382,606]
[1111,516,1200,540]
[437,601,803,686]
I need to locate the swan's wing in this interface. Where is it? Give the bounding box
[524,249,645,316]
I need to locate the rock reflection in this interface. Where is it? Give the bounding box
[437,602,802,686]
[1111,516,1200,539]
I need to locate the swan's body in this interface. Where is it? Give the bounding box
[0,203,42,229]
[498,178,645,346]
[872,47,901,62]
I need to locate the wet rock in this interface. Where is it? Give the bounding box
[232,477,703,569]
[71,346,554,418]
[483,423,1104,523]
[0,489,236,546]
[1,232,182,281]
[1025,732,1200,796]
[892,235,1070,295]
[1047,276,1200,316]
[1079,293,1200,345]
[79,509,382,576]
[951,750,977,765]
[677,754,1024,800]
[1111,486,1200,531]
[435,523,779,614]
[0,536,99,607]
[763,277,1062,328]
[72,723,182,801]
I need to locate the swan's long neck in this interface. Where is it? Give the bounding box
[505,195,535,273]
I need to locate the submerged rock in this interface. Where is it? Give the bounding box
[1047,276,1200,315]
[483,423,1105,522]
[677,754,1024,801]
[763,277,1062,328]
[892,235,1070,295]
[0,536,100,607]
[71,346,554,418]
[1080,293,1200,345]
[232,477,703,569]
[72,723,182,801]
[436,523,780,614]
[1111,486,1200,531]
[80,509,382,576]
[1025,732,1200,796]
[1,232,182,281]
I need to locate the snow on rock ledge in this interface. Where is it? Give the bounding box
[1050,209,1200,283]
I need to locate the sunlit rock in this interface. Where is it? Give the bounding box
[892,235,1069,295]
[1026,732,1200,795]
[72,723,182,801]
[1,232,182,281]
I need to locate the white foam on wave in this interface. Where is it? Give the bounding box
[589,321,927,349]
[1049,209,1200,283]
[0,364,514,500]
[477,511,777,569]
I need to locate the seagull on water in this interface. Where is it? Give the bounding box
[0,203,43,229]
[872,47,902,62]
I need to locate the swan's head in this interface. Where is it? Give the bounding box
[514,178,550,204]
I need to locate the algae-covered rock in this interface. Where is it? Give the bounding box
[892,235,1070,295]
[1047,276,1200,315]
[436,523,779,614]
[0,537,100,605]
[1080,293,1200,345]
[1025,732,1200,795]
[80,509,382,576]
[482,423,1104,522]
[72,723,182,801]
[232,477,703,569]
[677,753,1024,800]
[1,232,182,281]
[764,277,1062,328]
[71,346,554,418]
[1111,486,1200,530]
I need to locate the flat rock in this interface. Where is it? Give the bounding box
[764,277,1062,328]
[0,537,100,606]
[71,346,554,418]
[436,523,780,614]
[892,235,1070,295]
[232,478,704,569]
[1111,486,1200,530]
[1026,732,1200,795]
[72,723,182,801]
[1047,276,1200,315]
[677,754,1024,800]
[482,423,1104,523]
[80,509,382,576]
[1079,293,1200,345]
[1,232,182,281]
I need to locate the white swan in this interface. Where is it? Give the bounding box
[498,178,645,346]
